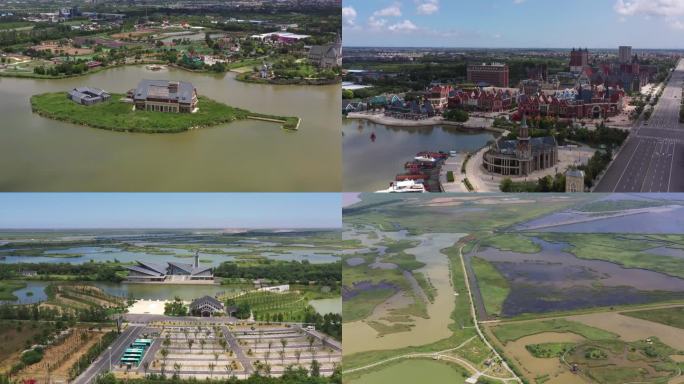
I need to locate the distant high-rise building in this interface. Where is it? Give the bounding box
[619,46,632,63]
[467,63,509,88]
[569,48,589,73]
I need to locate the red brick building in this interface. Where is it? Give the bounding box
[467,63,509,88]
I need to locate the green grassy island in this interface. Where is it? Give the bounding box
[30,92,300,133]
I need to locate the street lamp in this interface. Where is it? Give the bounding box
[108,346,113,372]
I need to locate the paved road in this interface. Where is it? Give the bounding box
[221,326,254,375]
[72,326,142,384]
[596,59,684,192]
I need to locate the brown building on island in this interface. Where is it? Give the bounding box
[132,79,198,113]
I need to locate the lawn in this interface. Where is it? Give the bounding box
[622,307,684,330]
[492,319,619,344]
[537,233,684,279]
[0,281,27,301]
[471,257,510,317]
[479,233,541,253]
[343,288,396,323]
[30,92,298,133]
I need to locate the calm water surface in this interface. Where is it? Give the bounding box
[343,119,494,191]
[0,66,340,191]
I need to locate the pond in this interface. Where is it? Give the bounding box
[308,298,341,315]
[347,359,466,384]
[0,65,340,191]
[1,281,50,304]
[470,238,684,317]
[343,118,495,191]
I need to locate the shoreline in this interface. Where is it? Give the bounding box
[30,92,300,133]
[234,71,341,86]
[345,112,507,133]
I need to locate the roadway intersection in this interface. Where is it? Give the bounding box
[595,59,684,192]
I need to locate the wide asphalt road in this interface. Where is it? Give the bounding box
[72,326,142,384]
[595,58,684,192]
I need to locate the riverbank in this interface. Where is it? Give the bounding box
[30,92,299,133]
[345,112,506,133]
[235,71,340,86]
[0,61,166,80]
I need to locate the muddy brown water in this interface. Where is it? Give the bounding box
[0,66,341,191]
[343,228,464,355]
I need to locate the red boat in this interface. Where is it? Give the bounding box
[396,174,428,181]
[416,151,449,159]
[404,161,436,170]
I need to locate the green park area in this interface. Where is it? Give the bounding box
[491,318,618,344]
[470,257,509,317]
[0,281,27,301]
[623,306,684,330]
[30,92,299,133]
[536,233,684,279]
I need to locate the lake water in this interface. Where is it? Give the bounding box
[471,238,684,317]
[517,204,684,233]
[1,281,50,304]
[0,65,340,191]
[308,297,342,315]
[0,245,340,265]
[343,118,495,191]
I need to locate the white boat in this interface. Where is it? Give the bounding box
[414,155,437,163]
[376,180,426,193]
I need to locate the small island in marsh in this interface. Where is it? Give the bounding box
[30,80,300,133]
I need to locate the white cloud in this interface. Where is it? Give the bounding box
[373,3,402,17]
[614,0,684,29]
[342,6,357,26]
[513,0,526,4]
[416,0,439,15]
[388,19,418,32]
[614,0,684,16]
[368,16,388,29]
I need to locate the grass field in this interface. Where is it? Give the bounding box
[524,342,574,358]
[479,233,541,254]
[343,288,396,323]
[0,281,27,301]
[30,92,298,133]
[622,306,684,329]
[537,233,684,279]
[566,338,681,384]
[492,319,619,344]
[470,257,509,317]
[0,320,46,368]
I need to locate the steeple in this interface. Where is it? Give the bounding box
[519,114,530,139]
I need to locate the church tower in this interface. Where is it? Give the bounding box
[516,114,532,175]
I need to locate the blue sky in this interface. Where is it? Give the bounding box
[343,0,684,48]
[0,193,341,229]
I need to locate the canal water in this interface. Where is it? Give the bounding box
[343,118,495,191]
[0,65,341,191]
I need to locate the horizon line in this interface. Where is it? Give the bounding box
[343,45,684,51]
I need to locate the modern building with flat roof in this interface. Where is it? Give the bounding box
[132,79,197,113]
[67,87,110,105]
[467,63,509,88]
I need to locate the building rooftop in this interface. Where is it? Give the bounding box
[133,79,195,104]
